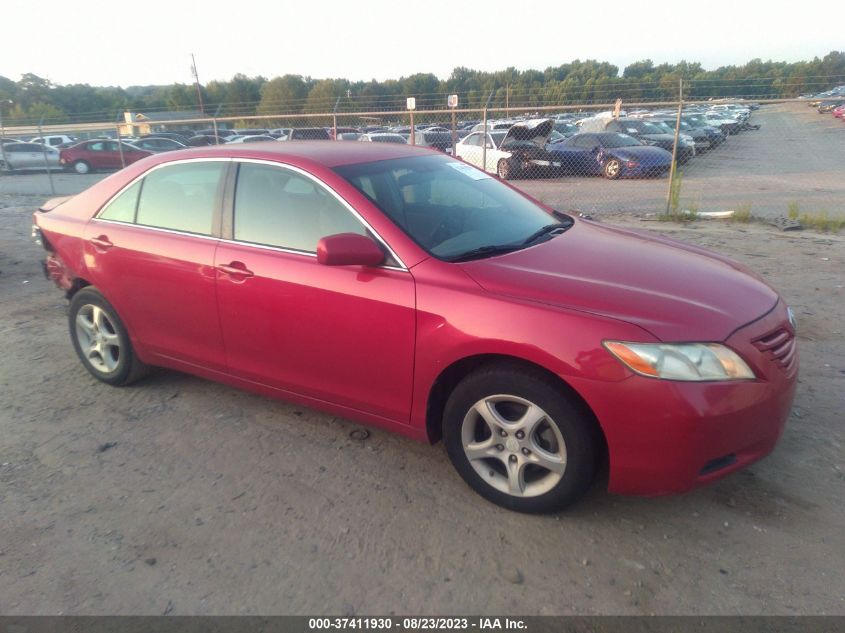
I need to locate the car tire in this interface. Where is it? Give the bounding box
[602,158,621,179]
[496,159,512,180]
[68,287,149,386]
[72,160,92,175]
[443,364,599,513]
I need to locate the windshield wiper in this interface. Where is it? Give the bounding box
[520,221,571,246]
[444,244,525,263]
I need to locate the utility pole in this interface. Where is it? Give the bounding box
[191,53,205,114]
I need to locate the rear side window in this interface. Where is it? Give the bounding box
[233,162,367,252]
[136,162,224,235]
[99,180,142,223]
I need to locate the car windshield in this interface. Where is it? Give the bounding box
[637,121,666,134]
[490,131,507,148]
[599,133,643,148]
[334,154,568,261]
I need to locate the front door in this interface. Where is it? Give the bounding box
[215,161,416,423]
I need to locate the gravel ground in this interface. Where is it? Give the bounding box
[0,139,844,615]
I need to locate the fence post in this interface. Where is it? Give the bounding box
[37,117,56,195]
[481,105,488,172]
[212,105,222,144]
[665,78,684,214]
[115,111,126,168]
[0,104,7,174]
[451,107,457,156]
[481,91,494,173]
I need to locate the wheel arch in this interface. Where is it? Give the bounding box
[66,276,92,300]
[425,353,607,462]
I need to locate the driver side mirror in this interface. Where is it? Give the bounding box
[317,233,385,267]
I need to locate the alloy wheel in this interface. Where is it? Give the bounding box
[461,394,567,498]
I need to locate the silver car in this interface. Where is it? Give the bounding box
[0,142,62,171]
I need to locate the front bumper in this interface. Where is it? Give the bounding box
[581,301,797,496]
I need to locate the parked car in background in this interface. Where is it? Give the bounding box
[59,140,152,174]
[358,133,407,144]
[579,118,695,163]
[547,132,673,179]
[286,128,332,141]
[29,134,78,148]
[32,142,798,513]
[700,112,741,135]
[329,127,361,140]
[234,128,270,137]
[226,135,277,143]
[141,132,192,145]
[456,119,558,179]
[553,121,579,138]
[195,129,237,139]
[412,129,454,153]
[818,101,845,114]
[269,128,293,139]
[0,142,62,171]
[185,135,227,147]
[647,117,717,151]
[337,132,363,141]
[129,137,187,153]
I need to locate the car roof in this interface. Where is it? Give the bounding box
[148,140,434,168]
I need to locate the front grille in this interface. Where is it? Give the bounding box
[752,327,797,373]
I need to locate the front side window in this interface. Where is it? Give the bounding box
[135,161,224,235]
[233,162,367,252]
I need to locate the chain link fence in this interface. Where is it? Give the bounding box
[2,89,844,229]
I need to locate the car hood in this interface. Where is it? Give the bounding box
[605,146,672,163]
[502,119,553,148]
[637,133,678,144]
[460,220,778,342]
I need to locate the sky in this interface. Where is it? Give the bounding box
[3,0,842,87]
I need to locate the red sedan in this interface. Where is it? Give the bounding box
[32,143,797,513]
[59,139,152,174]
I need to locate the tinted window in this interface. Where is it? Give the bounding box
[335,154,561,260]
[233,163,367,252]
[136,162,224,235]
[88,142,106,151]
[99,180,142,223]
[573,134,597,148]
[290,128,331,140]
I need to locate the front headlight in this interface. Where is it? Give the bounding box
[603,341,755,381]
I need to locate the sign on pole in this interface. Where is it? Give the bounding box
[406,97,416,110]
[447,94,458,108]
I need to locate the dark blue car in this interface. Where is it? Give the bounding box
[546,132,673,179]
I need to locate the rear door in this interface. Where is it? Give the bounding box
[84,159,229,370]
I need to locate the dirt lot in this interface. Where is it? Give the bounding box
[0,183,843,615]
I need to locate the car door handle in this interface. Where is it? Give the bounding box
[216,261,254,278]
[89,235,113,250]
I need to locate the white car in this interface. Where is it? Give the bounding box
[455,119,559,179]
[358,133,407,144]
[0,142,62,171]
[28,134,77,148]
